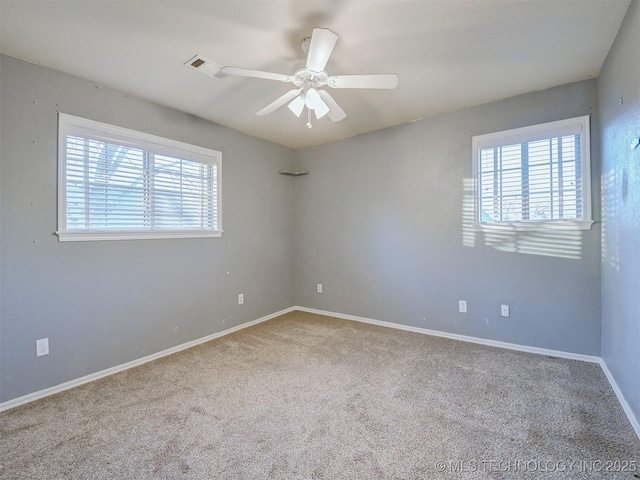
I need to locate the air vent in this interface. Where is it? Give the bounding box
[184,55,223,79]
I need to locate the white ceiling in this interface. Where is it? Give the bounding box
[0,0,630,149]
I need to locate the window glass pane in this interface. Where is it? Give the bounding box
[500,168,522,196]
[529,164,551,193]
[529,193,553,220]
[154,154,213,230]
[500,144,521,170]
[561,135,576,159]
[480,149,495,172]
[479,196,496,223]
[500,195,522,221]
[528,139,553,165]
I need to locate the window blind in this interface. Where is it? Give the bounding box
[58,114,221,241]
[473,116,591,228]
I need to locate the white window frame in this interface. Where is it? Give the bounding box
[472,115,593,231]
[56,113,222,241]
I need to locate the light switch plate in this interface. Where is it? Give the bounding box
[458,300,467,313]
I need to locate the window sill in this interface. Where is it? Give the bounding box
[474,220,594,232]
[56,230,223,242]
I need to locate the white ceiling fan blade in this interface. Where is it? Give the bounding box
[327,74,399,89]
[221,66,292,82]
[288,94,305,117]
[318,90,347,122]
[306,28,339,72]
[256,89,303,116]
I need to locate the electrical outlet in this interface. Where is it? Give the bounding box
[238,293,244,305]
[501,304,510,317]
[458,300,467,313]
[317,283,323,293]
[36,338,49,357]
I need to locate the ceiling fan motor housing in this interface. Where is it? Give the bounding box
[292,69,329,90]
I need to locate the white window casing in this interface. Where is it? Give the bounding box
[472,115,593,230]
[57,113,222,241]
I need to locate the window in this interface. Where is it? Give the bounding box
[472,115,592,229]
[57,114,221,241]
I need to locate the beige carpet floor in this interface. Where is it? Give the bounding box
[1,310,639,479]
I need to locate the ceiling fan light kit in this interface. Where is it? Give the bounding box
[185,28,399,129]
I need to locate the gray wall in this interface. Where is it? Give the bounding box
[0,55,296,402]
[598,0,640,424]
[294,80,602,355]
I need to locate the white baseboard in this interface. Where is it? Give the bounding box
[0,306,296,412]
[599,359,640,440]
[295,306,601,363]
[2,304,638,442]
[295,306,639,440]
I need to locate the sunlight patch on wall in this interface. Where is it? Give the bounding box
[462,178,584,259]
[601,168,620,270]
[462,178,477,248]
[482,225,583,259]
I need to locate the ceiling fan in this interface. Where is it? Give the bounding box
[185,28,399,128]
